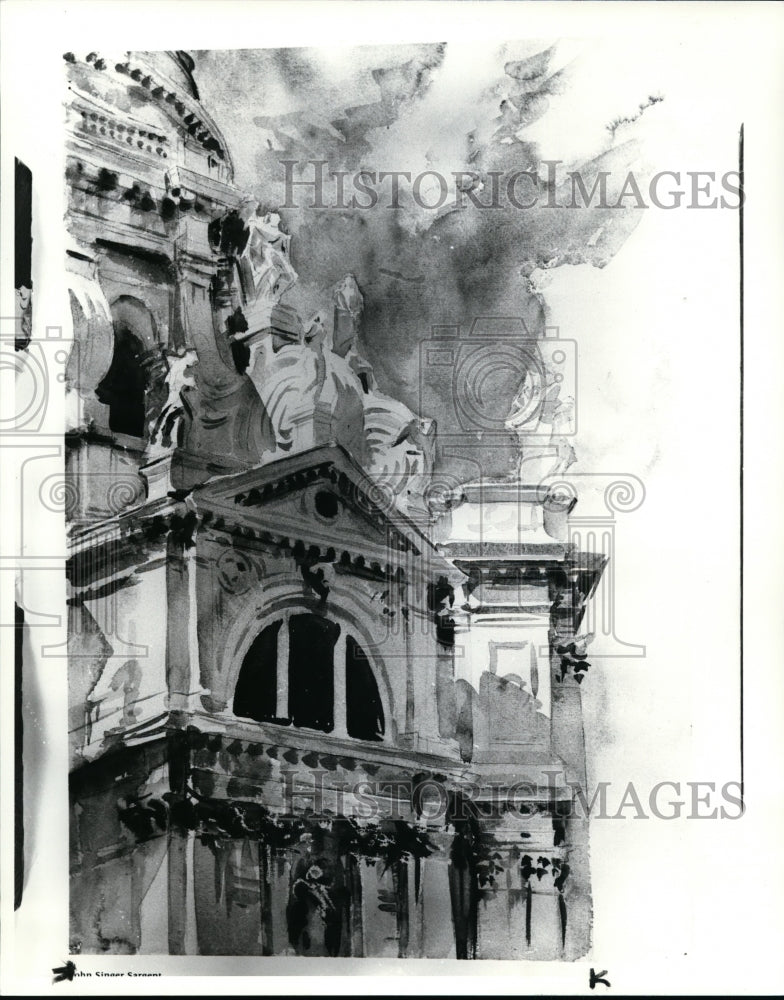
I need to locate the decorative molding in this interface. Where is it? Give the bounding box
[64,50,232,168]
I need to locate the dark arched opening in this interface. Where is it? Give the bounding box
[346,636,385,741]
[232,617,387,742]
[288,614,339,732]
[233,621,280,723]
[95,324,148,437]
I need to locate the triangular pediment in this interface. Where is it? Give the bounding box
[192,445,459,580]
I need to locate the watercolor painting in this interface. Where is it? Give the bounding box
[61,44,670,960]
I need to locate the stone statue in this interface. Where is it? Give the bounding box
[237,211,299,340]
[148,349,198,456]
[233,222,436,520]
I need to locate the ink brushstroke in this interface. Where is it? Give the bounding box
[194,42,658,478]
[63,45,619,961]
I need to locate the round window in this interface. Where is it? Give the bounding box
[314,489,339,519]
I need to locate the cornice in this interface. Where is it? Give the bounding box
[64,50,234,176]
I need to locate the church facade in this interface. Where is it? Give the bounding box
[65,51,604,960]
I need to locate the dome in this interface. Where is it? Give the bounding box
[143,51,200,100]
[64,49,234,181]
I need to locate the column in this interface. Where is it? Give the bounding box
[448,829,478,960]
[168,827,197,954]
[394,860,410,958]
[183,831,198,953]
[166,536,197,712]
[276,613,289,720]
[408,855,425,958]
[333,628,348,737]
[347,853,364,957]
[266,850,293,955]
[421,848,456,958]
[359,857,399,957]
